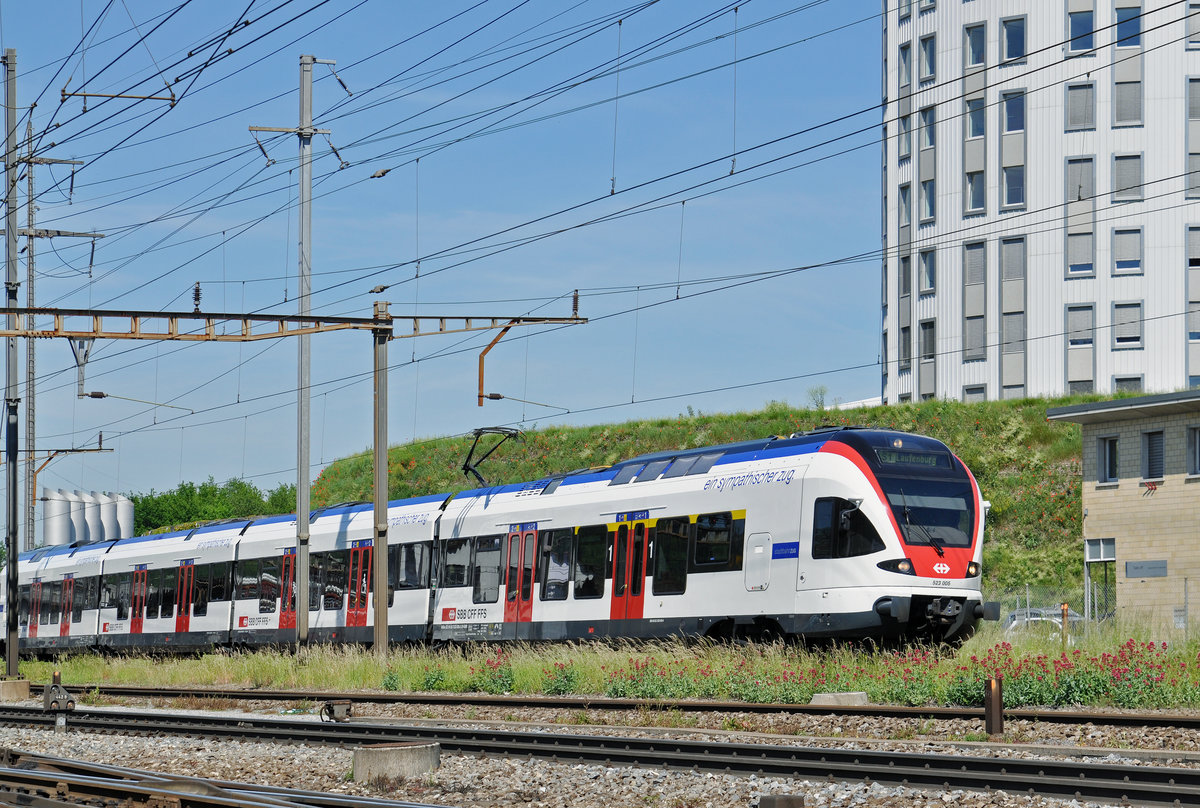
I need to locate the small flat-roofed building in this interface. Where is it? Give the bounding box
[1047,391,1200,628]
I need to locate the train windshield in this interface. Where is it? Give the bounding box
[877,476,974,549]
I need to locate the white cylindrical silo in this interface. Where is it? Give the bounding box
[95,491,118,543]
[64,490,85,544]
[116,495,134,540]
[42,488,70,546]
[75,490,102,543]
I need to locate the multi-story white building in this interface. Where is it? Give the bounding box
[881,0,1200,402]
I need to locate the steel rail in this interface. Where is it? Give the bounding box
[58,683,1200,730]
[0,705,1194,806]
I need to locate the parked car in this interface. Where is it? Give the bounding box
[1002,607,1084,637]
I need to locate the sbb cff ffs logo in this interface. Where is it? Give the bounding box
[933,562,951,575]
[442,607,456,622]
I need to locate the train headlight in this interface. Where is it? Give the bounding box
[877,558,915,575]
[966,561,980,577]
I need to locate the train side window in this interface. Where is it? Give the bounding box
[99,578,115,610]
[652,518,689,595]
[394,542,430,591]
[71,578,85,623]
[236,558,260,602]
[146,568,162,619]
[193,564,211,617]
[324,550,348,610]
[116,572,131,621]
[39,583,52,625]
[260,556,281,614]
[694,512,734,566]
[17,585,29,626]
[473,535,503,604]
[812,497,885,559]
[209,562,230,602]
[574,525,606,599]
[52,582,64,624]
[441,539,471,588]
[539,528,572,601]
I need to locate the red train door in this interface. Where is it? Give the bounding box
[609,512,649,622]
[59,578,74,638]
[503,523,536,624]
[29,581,40,638]
[175,562,194,634]
[130,567,148,634]
[347,543,371,628]
[279,550,297,631]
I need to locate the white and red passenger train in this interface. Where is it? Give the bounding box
[3,427,998,655]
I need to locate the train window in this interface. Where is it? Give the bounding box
[521,533,535,602]
[687,452,724,476]
[661,456,698,479]
[99,578,115,610]
[17,585,28,626]
[694,512,734,566]
[51,582,64,625]
[630,525,647,596]
[144,569,160,619]
[309,553,326,611]
[473,535,503,604]
[574,525,606,599]
[115,572,131,621]
[613,525,628,596]
[652,518,689,595]
[236,558,260,601]
[39,584,52,625]
[193,564,210,617]
[71,578,85,623]
[635,460,670,482]
[324,550,347,610]
[812,498,886,559]
[210,562,230,602]
[538,528,572,601]
[441,539,471,588]
[260,556,281,614]
[609,463,644,485]
[390,542,430,594]
[156,569,173,619]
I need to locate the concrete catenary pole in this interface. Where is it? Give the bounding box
[372,302,390,654]
[4,49,18,678]
[296,53,315,644]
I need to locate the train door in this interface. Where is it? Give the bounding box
[59,577,74,638]
[29,581,41,638]
[130,567,148,634]
[503,523,536,624]
[609,511,649,623]
[175,562,194,634]
[346,543,371,628]
[279,549,297,631]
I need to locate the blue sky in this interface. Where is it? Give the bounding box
[0,0,882,512]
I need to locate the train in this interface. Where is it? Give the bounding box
[3,426,999,656]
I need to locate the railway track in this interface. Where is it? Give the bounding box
[59,683,1200,731]
[0,704,1195,806]
[0,748,443,808]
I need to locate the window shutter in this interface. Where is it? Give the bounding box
[1189,79,1200,120]
[1002,312,1024,353]
[964,316,985,355]
[1114,229,1140,265]
[1001,238,1025,280]
[1114,155,1142,198]
[1068,85,1094,128]
[964,243,986,285]
[920,321,936,359]
[1188,303,1200,337]
[1113,303,1142,343]
[1067,159,1094,201]
[1189,154,1200,196]
[1189,227,1200,262]
[1114,82,1141,124]
[1146,432,1164,479]
[1068,232,1093,269]
[1068,306,1093,342]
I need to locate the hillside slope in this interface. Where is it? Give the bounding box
[311,397,1086,590]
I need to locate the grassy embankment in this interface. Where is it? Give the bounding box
[312,396,1086,592]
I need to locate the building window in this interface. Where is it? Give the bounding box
[1113,228,1142,274]
[1115,6,1141,47]
[900,254,912,295]
[1190,2,1200,48]
[1001,237,1026,280]
[963,385,986,403]
[882,330,888,373]
[965,24,985,67]
[1066,156,1095,201]
[1069,380,1094,394]
[920,35,936,81]
[1067,232,1094,275]
[965,170,985,212]
[1112,301,1143,349]
[1002,311,1025,353]
[1190,300,1200,340]
[899,184,911,228]
[1066,83,1095,130]
[1067,304,1094,345]
[1114,375,1143,393]
[899,325,912,370]
[1068,10,1094,53]
[899,115,912,159]
[964,241,986,285]
[1002,17,1026,60]
[920,106,936,149]
[1002,92,1024,133]
[963,316,986,360]
[1188,153,1200,199]
[1113,81,1142,126]
[1143,430,1165,480]
[966,98,985,138]
[919,249,936,292]
[1113,155,1143,201]
[899,43,911,86]
[1189,426,1200,475]
[920,179,935,221]
[1099,436,1119,483]
[900,0,912,20]
[1002,165,1025,207]
[919,320,936,361]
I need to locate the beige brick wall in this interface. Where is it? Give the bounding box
[1081,413,1200,628]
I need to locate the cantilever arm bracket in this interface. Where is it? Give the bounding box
[477,324,514,406]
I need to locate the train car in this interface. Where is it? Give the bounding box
[0,427,997,655]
